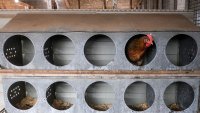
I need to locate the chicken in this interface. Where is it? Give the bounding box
[126,34,153,66]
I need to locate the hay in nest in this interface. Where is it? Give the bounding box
[90,104,112,111]
[16,96,37,110]
[129,103,149,111]
[168,103,183,111]
[52,99,72,110]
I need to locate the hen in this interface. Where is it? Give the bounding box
[126,34,154,66]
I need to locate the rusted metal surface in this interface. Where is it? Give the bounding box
[1,14,199,32]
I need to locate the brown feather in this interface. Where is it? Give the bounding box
[127,36,148,65]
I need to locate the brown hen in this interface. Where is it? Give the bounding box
[127,34,153,66]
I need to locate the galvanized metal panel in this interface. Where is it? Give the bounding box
[2,76,199,113]
[0,32,199,70]
[1,14,199,32]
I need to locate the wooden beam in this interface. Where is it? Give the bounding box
[177,0,187,10]
[104,0,107,9]
[130,0,132,9]
[0,69,199,75]
[158,0,163,9]
[169,0,175,10]
[78,0,80,9]
[47,0,52,9]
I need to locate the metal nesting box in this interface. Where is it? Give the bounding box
[1,13,200,113]
[0,13,199,70]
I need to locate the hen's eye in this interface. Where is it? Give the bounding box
[145,39,149,42]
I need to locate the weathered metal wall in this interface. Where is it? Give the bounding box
[0,32,199,70]
[2,76,199,113]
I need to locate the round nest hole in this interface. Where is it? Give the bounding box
[166,34,197,66]
[164,82,194,111]
[85,81,115,111]
[44,35,75,66]
[124,81,155,111]
[84,34,116,66]
[125,34,156,66]
[46,82,76,110]
[4,35,35,66]
[7,81,37,110]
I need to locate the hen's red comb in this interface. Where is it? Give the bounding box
[145,34,154,47]
[146,34,153,42]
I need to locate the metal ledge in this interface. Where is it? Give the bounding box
[0,70,200,78]
[1,14,199,32]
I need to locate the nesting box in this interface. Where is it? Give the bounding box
[0,14,199,70]
[1,14,200,113]
[3,77,199,113]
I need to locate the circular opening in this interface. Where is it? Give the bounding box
[84,34,116,66]
[4,35,35,66]
[46,82,76,110]
[85,81,115,111]
[44,35,75,66]
[7,81,37,110]
[125,34,156,66]
[164,82,194,111]
[166,34,197,66]
[124,81,155,111]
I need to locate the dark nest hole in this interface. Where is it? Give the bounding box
[84,34,116,66]
[46,82,76,110]
[166,34,197,66]
[124,81,155,111]
[125,34,156,66]
[164,82,194,111]
[7,81,37,110]
[3,35,35,66]
[85,81,115,111]
[43,35,75,66]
